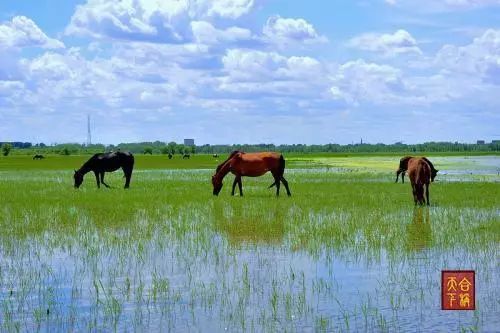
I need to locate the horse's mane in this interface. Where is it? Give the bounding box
[421,157,436,172]
[399,156,413,169]
[80,153,103,169]
[216,150,243,172]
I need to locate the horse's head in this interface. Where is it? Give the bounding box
[212,175,223,196]
[431,169,439,182]
[74,170,84,188]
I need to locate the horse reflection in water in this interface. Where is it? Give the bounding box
[406,208,432,252]
[212,200,285,246]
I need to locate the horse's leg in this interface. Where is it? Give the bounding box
[395,170,400,183]
[100,172,111,188]
[274,175,281,196]
[124,170,131,188]
[425,183,430,206]
[231,177,238,196]
[94,171,100,189]
[418,185,425,205]
[122,166,132,188]
[281,177,291,196]
[411,183,417,205]
[237,177,243,196]
[402,172,405,184]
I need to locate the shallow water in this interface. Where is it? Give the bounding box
[1,218,498,332]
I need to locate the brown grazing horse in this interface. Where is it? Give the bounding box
[407,158,431,205]
[396,156,438,183]
[212,151,291,196]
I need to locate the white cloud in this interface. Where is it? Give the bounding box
[0,16,64,49]
[202,0,256,19]
[330,59,411,105]
[263,15,327,45]
[435,29,500,84]
[348,30,421,56]
[66,0,257,43]
[191,21,253,45]
[219,49,330,98]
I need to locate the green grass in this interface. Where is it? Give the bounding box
[0,154,221,171]
[0,154,498,332]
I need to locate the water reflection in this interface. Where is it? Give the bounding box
[406,207,432,252]
[212,200,285,246]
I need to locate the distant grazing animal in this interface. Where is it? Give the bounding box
[183,153,190,159]
[213,154,219,158]
[74,151,134,189]
[396,156,438,183]
[33,154,45,160]
[408,157,431,205]
[168,153,173,159]
[212,151,291,197]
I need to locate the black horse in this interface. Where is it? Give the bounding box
[33,154,45,160]
[213,154,219,158]
[168,153,173,159]
[74,151,134,189]
[183,153,190,159]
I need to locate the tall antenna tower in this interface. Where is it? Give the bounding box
[87,114,92,146]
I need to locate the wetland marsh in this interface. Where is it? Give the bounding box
[0,154,498,332]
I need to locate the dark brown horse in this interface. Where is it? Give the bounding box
[212,151,291,196]
[74,151,134,189]
[396,156,438,183]
[408,158,431,205]
[33,154,44,160]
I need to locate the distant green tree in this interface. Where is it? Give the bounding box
[190,145,196,154]
[61,147,71,155]
[167,142,177,155]
[1,143,12,156]
[176,144,185,155]
[143,147,153,155]
[160,146,170,154]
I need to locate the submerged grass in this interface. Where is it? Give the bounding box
[0,154,498,331]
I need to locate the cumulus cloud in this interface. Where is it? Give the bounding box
[221,49,324,81]
[0,16,64,49]
[219,49,330,97]
[330,60,411,105]
[201,0,256,19]
[191,21,253,45]
[66,0,257,43]
[435,29,500,84]
[348,30,421,56]
[263,15,327,45]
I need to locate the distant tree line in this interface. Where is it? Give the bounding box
[195,142,500,153]
[1,141,499,155]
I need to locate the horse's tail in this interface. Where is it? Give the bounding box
[279,154,286,175]
[123,153,134,177]
[269,155,286,188]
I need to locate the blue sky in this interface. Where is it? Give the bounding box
[0,0,499,145]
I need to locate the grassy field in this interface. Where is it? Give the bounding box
[0,154,498,332]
